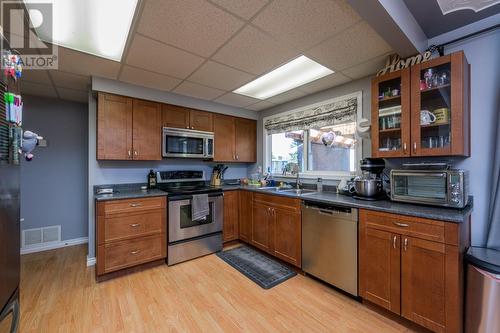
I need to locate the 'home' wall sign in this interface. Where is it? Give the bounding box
[377,51,432,76]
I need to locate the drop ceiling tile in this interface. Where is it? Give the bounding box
[266,89,307,104]
[210,0,269,19]
[189,61,254,91]
[126,35,204,79]
[56,87,88,103]
[306,21,392,71]
[137,0,244,57]
[213,25,297,75]
[298,73,351,94]
[22,81,58,98]
[173,81,225,100]
[21,69,52,85]
[246,100,275,111]
[57,47,121,79]
[50,70,90,91]
[252,0,360,51]
[342,53,391,79]
[119,66,182,92]
[214,93,260,108]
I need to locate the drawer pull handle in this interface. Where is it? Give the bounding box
[393,222,409,227]
[130,203,142,207]
[130,250,140,255]
[404,238,408,251]
[130,223,140,227]
[393,235,397,249]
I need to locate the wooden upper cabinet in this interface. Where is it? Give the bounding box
[223,190,239,242]
[359,226,401,314]
[162,105,213,132]
[234,118,257,162]
[97,93,133,160]
[214,114,236,162]
[132,99,161,160]
[238,190,253,242]
[371,68,411,158]
[371,51,470,158]
[401,237,447,333]
[162,104,190,129]
[410,51,470,157]
[190,110,213,132]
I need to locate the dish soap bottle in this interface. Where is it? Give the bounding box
[147,169,156,189]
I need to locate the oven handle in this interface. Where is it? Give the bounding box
[168,192,223,202]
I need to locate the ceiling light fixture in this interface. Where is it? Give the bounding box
[233,55,334,100]
[24,0,138,61]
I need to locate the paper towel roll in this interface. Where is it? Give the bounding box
[357,118,371,138]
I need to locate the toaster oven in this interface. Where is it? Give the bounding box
[390,169,469,208]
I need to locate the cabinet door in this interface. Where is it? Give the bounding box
[251,201,272,253]
[273,207,301,267]
[97,93,133,160]
[213,114,235,162]
[190,110,213,132]
[410,51,469,157]
[238,190,253,242]
[223,190,239,242]
[234,118,256,162]
[162,104,190,129]
[132,99,161,160]
[359,227,401,314]
[371,69,411,158]
[401,236,447,333]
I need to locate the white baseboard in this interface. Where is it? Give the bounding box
[21,237,88,255]
[87,256,96,267]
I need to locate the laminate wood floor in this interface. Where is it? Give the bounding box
[10,245,422,333]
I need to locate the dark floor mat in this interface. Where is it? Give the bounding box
[216,246,297,289]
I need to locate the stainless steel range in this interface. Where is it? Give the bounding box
[156,170,223,265]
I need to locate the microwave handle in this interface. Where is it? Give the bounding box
[392,172,447,178]
[204,139,209,157]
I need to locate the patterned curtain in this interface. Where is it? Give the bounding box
[264,97,357,134]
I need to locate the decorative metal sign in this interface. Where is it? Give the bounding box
[376,51,432,76]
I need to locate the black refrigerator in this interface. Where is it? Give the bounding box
[0,71,21,331]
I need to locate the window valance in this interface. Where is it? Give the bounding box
[264,97,357,134]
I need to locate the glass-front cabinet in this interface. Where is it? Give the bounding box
[371,68,411,158]
[371,51,470,158]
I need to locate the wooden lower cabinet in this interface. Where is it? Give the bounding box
[223,190,239,242]
[250,193,301,267]
[96,197,167,277]
[238,190,253,242]
[359,209,470,333]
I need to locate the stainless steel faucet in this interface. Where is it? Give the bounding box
[292,164,300,189]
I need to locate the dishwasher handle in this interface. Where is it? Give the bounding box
[303,201,358,221]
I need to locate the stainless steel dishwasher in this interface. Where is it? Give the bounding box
[302,201,358,296]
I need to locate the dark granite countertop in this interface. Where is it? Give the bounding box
[216,184,473,223]
[94,183,167,201]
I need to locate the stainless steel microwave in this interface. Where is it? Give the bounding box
[390,169,469,208]
[162,127,214,159]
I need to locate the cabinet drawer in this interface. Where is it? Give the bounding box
[102,210,165,244]
[253,193,300,211]
[100,197,165,215]
[360,210,445,243]
[100,234,165,274]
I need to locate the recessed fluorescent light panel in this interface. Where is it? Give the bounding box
[233,55,334,99]
[24,0,138,61]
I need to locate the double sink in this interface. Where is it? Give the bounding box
[255,186,318,196]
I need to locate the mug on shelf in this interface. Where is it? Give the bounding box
[420,110,436,125]
[433,108,450,125]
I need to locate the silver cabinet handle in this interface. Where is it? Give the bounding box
[403,143,407,153]
[130,250,140,255]
[393,235,397,249]
[413,142,417,153]
[235,154,239,160]
[186,126,189,129]
[128,150,132,157]
[393,222,409,227]
[404,238,408,251]
[130,223,140,227]
[130,203,142,207]
[134,151,138,156]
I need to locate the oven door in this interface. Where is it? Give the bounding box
[168,194,223,243]
[391,171,448,205]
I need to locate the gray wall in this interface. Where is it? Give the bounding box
[255,77,372,172]
[21,95,88,241]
